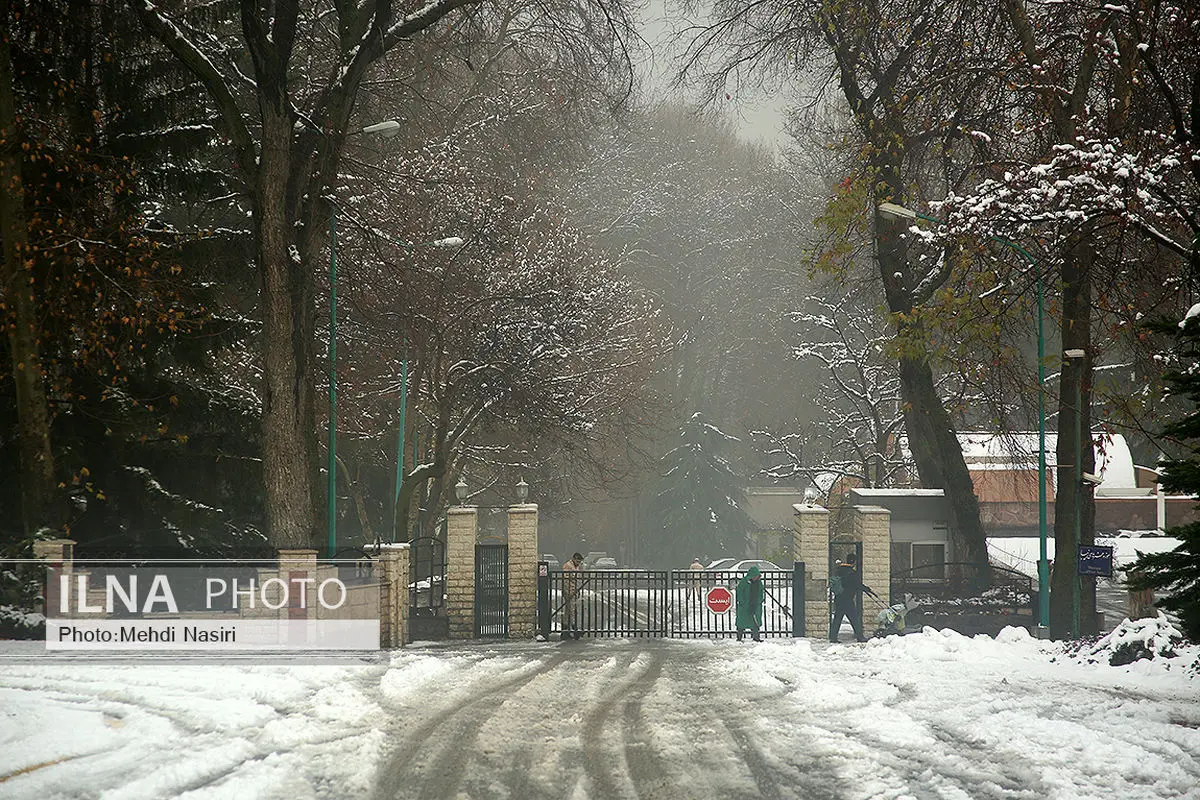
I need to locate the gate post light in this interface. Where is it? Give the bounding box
[455,477,468,503]
[877,199,1050,634]
[516,477,529,503]
[803,486,820,506]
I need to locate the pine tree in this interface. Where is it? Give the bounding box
[651,412,753,566]
[0,0,262,558]
[1128,315,1200,641]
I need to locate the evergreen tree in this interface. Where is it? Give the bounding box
[1128,315,1200,641]
[651,412,752,567]
[0,0,262,558]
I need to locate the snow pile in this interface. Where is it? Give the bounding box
[1067,613,1199,673]
[856,623,1049,664]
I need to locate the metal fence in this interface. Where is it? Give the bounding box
[890,561,1036,636]
[475,544,509,637]
[538,565,805,639]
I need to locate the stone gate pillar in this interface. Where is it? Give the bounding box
[276,549,320,622]
[792,503,830,639]
[32,539,76,616]
[446,506,478,639]
[507,503,538,639]
[376,543,410,647]
[851,505,892,604]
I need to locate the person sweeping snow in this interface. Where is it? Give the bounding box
[735,565,765,642]
[830,551,878,643]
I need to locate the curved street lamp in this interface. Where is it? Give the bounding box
[327,119,467,556]
[878,201,1049,634]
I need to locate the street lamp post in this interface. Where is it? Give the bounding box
[323,118,465,556]
[391,355,407,543]
[1065,347,1086,638]
[328,209,338,558]
[878,202,1050,632]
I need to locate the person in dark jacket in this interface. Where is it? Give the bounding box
[830,551,878,643]
[561,552,583,640]
[735,565,765,641]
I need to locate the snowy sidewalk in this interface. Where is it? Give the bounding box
[2,626,1198,800]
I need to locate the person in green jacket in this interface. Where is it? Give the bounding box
[735,565,765,642]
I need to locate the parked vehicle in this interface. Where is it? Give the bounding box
[725,559,784,573]
[582,551,609,569]
[704,558,783,572]
[542,554,560,571]
[592,557,618,569]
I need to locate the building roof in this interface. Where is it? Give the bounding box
[954,432,1139,490]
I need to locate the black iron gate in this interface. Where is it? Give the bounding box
[475,543,509,637]
[537,564,805,639]
[409,536,448,641]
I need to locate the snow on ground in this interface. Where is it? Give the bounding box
[1,623,1198,799]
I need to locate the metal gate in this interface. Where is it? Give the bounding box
[538,564,805,639]
[409,536,448,641]
[475,543,509,637]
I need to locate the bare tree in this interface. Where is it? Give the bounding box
[683,0,1016,572]
[129,1,638,548]
[759,292,909,489]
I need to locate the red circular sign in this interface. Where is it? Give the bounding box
[706,586,733,614]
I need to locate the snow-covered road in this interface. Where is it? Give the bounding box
[2,625,1199,799]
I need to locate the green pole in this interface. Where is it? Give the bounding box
[327,210,337,558]
[1037,276,1049,629]
[995,239,1049,630]
[391,358,407,543]
[1073,371,1082,638]
[881,207,1052,625]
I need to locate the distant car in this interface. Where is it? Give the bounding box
[582,551,609,569]
[592,557,618,569]
[542,554,560,571]
[727,559,784,572]
[705,558,784,572]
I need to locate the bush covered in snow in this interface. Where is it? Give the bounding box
[0,604,44,639]
[1070,614,1193,668]
[1,559,44,639]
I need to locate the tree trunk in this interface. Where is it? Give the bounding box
[257,106,317,550]
[0,12,61,536]
[876,200,988,575]
[1051,230,1096,637]
[898,353,989,571]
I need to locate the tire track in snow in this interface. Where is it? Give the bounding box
[620,651,670,799]
[578,648,667,799]
[720,715,784,800]
[372,651,569,800]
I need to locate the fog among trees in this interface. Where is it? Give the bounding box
[2,1,1198,634]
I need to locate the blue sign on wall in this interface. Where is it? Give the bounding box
[1078,545,1114,577]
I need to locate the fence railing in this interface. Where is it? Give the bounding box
[538,566,805,639]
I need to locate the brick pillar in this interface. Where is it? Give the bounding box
[376,543,410,647]
[507,503,538,639]
[852,506,892,604]
[278,549,319,622]
[32,539,76,616]
[446,506,478,639]
[792,503,830,640]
